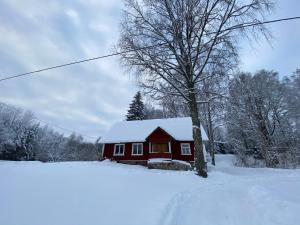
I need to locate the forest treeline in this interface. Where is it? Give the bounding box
[0,103,101,162]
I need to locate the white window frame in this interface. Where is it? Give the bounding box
[131,143,143,156]
[114,144,125,156]
[181,143,192,155]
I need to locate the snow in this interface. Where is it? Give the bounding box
[148,158,192,166]
[171,159,192,166]
[148,158,173,163]
[101,117,208,143]
[1,155,300,225]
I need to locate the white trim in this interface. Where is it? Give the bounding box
[181,143,192,155]
[149,142,152,153]
[168,141,171,153]
[114,144,125,156]
[131,143,143,155]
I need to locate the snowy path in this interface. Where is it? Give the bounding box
[0,155,299,225]
[160,156,300,225]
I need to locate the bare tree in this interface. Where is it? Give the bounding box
[199,68,230,165]
[118,0,273,177]
[160,94,190,118]
[227,70,299,168]
[144,103,165,119]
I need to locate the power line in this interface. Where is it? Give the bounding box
[34,117,98,140]
[0,43,164,82]
[224,16,300,31]
[0,16,300,83]
[0,101,97,140]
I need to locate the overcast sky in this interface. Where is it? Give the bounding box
[0,0,299,141]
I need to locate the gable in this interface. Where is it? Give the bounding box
[146,127,174,142]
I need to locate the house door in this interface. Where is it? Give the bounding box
[152,143,169,153]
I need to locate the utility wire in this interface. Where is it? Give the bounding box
[0,43,164,82]
[0,16,300,83]
[222,16,300,32]
[34,117,98,140]
[0,100,97,140]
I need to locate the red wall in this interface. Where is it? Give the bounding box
[103,141,195,162]
[103,128,195,162]
[171,141,194,161]
[147,127,172,142]
[103,142,149,161]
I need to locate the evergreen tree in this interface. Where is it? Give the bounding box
[126,92,145,121]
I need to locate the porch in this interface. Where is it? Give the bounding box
[148,142,172,159]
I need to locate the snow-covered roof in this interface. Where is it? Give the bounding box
[101,117,208,143]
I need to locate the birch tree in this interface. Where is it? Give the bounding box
[118,0,273,177]
[199,68,229,165]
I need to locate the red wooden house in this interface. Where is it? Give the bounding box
[101,117,208,165]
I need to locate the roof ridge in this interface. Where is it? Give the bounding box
[101,117,208,143]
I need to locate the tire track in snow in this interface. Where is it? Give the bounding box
[158,183,224,225]
[158,191,190,225]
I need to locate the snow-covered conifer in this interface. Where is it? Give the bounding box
[126,91,145,121]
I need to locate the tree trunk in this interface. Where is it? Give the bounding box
[188,90,208,178]
[203,79,215,166]
[258,121,274,167]
[207,101,215,166]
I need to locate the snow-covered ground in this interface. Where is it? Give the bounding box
[0,155,299,225]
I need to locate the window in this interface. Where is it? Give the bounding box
[132,143,143,155]
[114,144,125,156]
[151,143,169,153]
[181,143,191,155]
